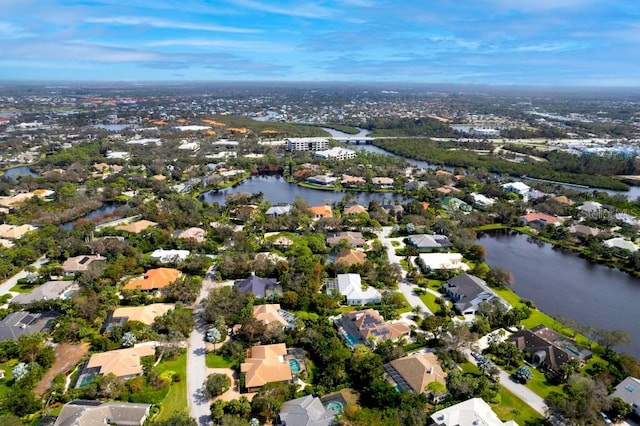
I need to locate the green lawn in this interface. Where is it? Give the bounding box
[394,293,413,314]
[493,386,544,425]
[0,361,15,398]
[473,224,510,231]
[10,283,38,293]
[419,292,442,314]
[153,352,188,422]
[205,353,235,369]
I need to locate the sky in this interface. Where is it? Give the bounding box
[0,0,639,86]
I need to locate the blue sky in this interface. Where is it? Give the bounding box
[0,0,639,85]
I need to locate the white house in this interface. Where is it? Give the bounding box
[431,398,518,426]
[471,193,496,207]
[287,137,328,152]
[418,253,469,271]
[326,273,381,305]
[610,376,640,417]
[603,237,639,252]
[150,249,190,264]
[313,147,357,161]
[502,181,530,196]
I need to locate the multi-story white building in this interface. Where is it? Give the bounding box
[286,137,328,152]
[313,147,356,161]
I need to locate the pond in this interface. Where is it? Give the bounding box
[199,175,410,206]
[3,165,38,179]
[479,230,640,358]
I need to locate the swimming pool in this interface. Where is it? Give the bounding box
[289,359,301,373]
[345,332,359,347]
[324,401,344,413]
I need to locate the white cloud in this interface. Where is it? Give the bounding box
[86,16,261,33]
[145,38,293,52]
[226,0,336,19]
[0,21,35,39]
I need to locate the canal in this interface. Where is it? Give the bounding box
[479,230,640,358]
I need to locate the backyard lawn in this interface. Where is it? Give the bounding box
[419,292,442,314]
[154,352,188,422]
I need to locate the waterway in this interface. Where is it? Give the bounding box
[479,230,640,358]
[3,165,38,179]
[199,175,410,206]
[61,203,124,231]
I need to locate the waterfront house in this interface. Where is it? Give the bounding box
[372,176,394,189]
[418,253,469,271]
[341,175,366,188]
[407,234,452,250]
[306,175,338,187]
[443,273,510,316]
[308,205,333,219]
[12,280,78,306]
[442,196,472,212]
[507,325,592,374]
[603,237,639,253]
[567,224,601,237]
[266,204,292,216]
[343,204,368,215]
[519,212,563,228]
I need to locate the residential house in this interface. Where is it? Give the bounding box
[339,309,410,347]
[577,201,603,214]
[343,204,368,215]
[307,205,333,219]
[123,268,180,291]
[109,303,175,327]
[326,274,382,305]
[277,395,338,426]
[384,353,446,394]
[150,249,190,264]
[519,212,563,228]
[407,234,452,250]
[235,274,282,299]
[442,197,472,212]
[327,231,365,248]
[241,343,293,392]
[553,195,575,205]
[527,189,547,201]
[372,177,394,189]
[54,400,152,426]
[443,273,511,315]
[233,204,259,221]
[567,224,600,237]
[115,219,158,234]
[0,224,38,239]
[253,304,296,329]
[266,205,292,216]
[0,311,59,342]
[341,175,366,188]
[502,181,530,196]
[507,325,592,374]
[306,175,338,187]
[604,237,639,252]
[81,346,156,382]
[430,398,518,426]
[12,280,78,306]
[418,253,469,271]
[471,193,496,207]
[173,227,206,243]
[62,255,106,275]
[271,235,294,250]
[334,249,367,267]
[610,376,640,416]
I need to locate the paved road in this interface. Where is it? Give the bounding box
[187,283,214,426]
[465,350,548,416]
[0,256,48,300]
[375,227,432,316]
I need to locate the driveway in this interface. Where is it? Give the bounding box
[375,227,432,316]
[0,255,48,306]
[187,282,215,425]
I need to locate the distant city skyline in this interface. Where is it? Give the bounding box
[1,0,638,86]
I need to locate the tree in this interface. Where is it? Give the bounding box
[608,397,632,422]
[12,362,30,382]
[425,381,447,400]
[485,267,515,288]
[206,327,222,350]
[151,411,197,426]
[594,329,630,355]
[514,365,533,384]
[205,373,231,398]
[422,315,448,339]
[122,331,136,348]
[545,374,611,425]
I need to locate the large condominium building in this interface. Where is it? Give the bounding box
[287,137,329,152]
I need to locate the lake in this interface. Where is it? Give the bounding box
[479,230,640,358]
[199,175,410,206]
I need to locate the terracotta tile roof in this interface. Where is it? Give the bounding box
[553,195,575,205]
[86,346,155,378]
[123,268,180,291]
[307,205,333,218]
[343,204,368,215]
[253,304,288,328]
[240,343,292,388]
[112,303,175,325]
[521,212,562,225]
[115,220,158,234]
[334,249,367,266]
